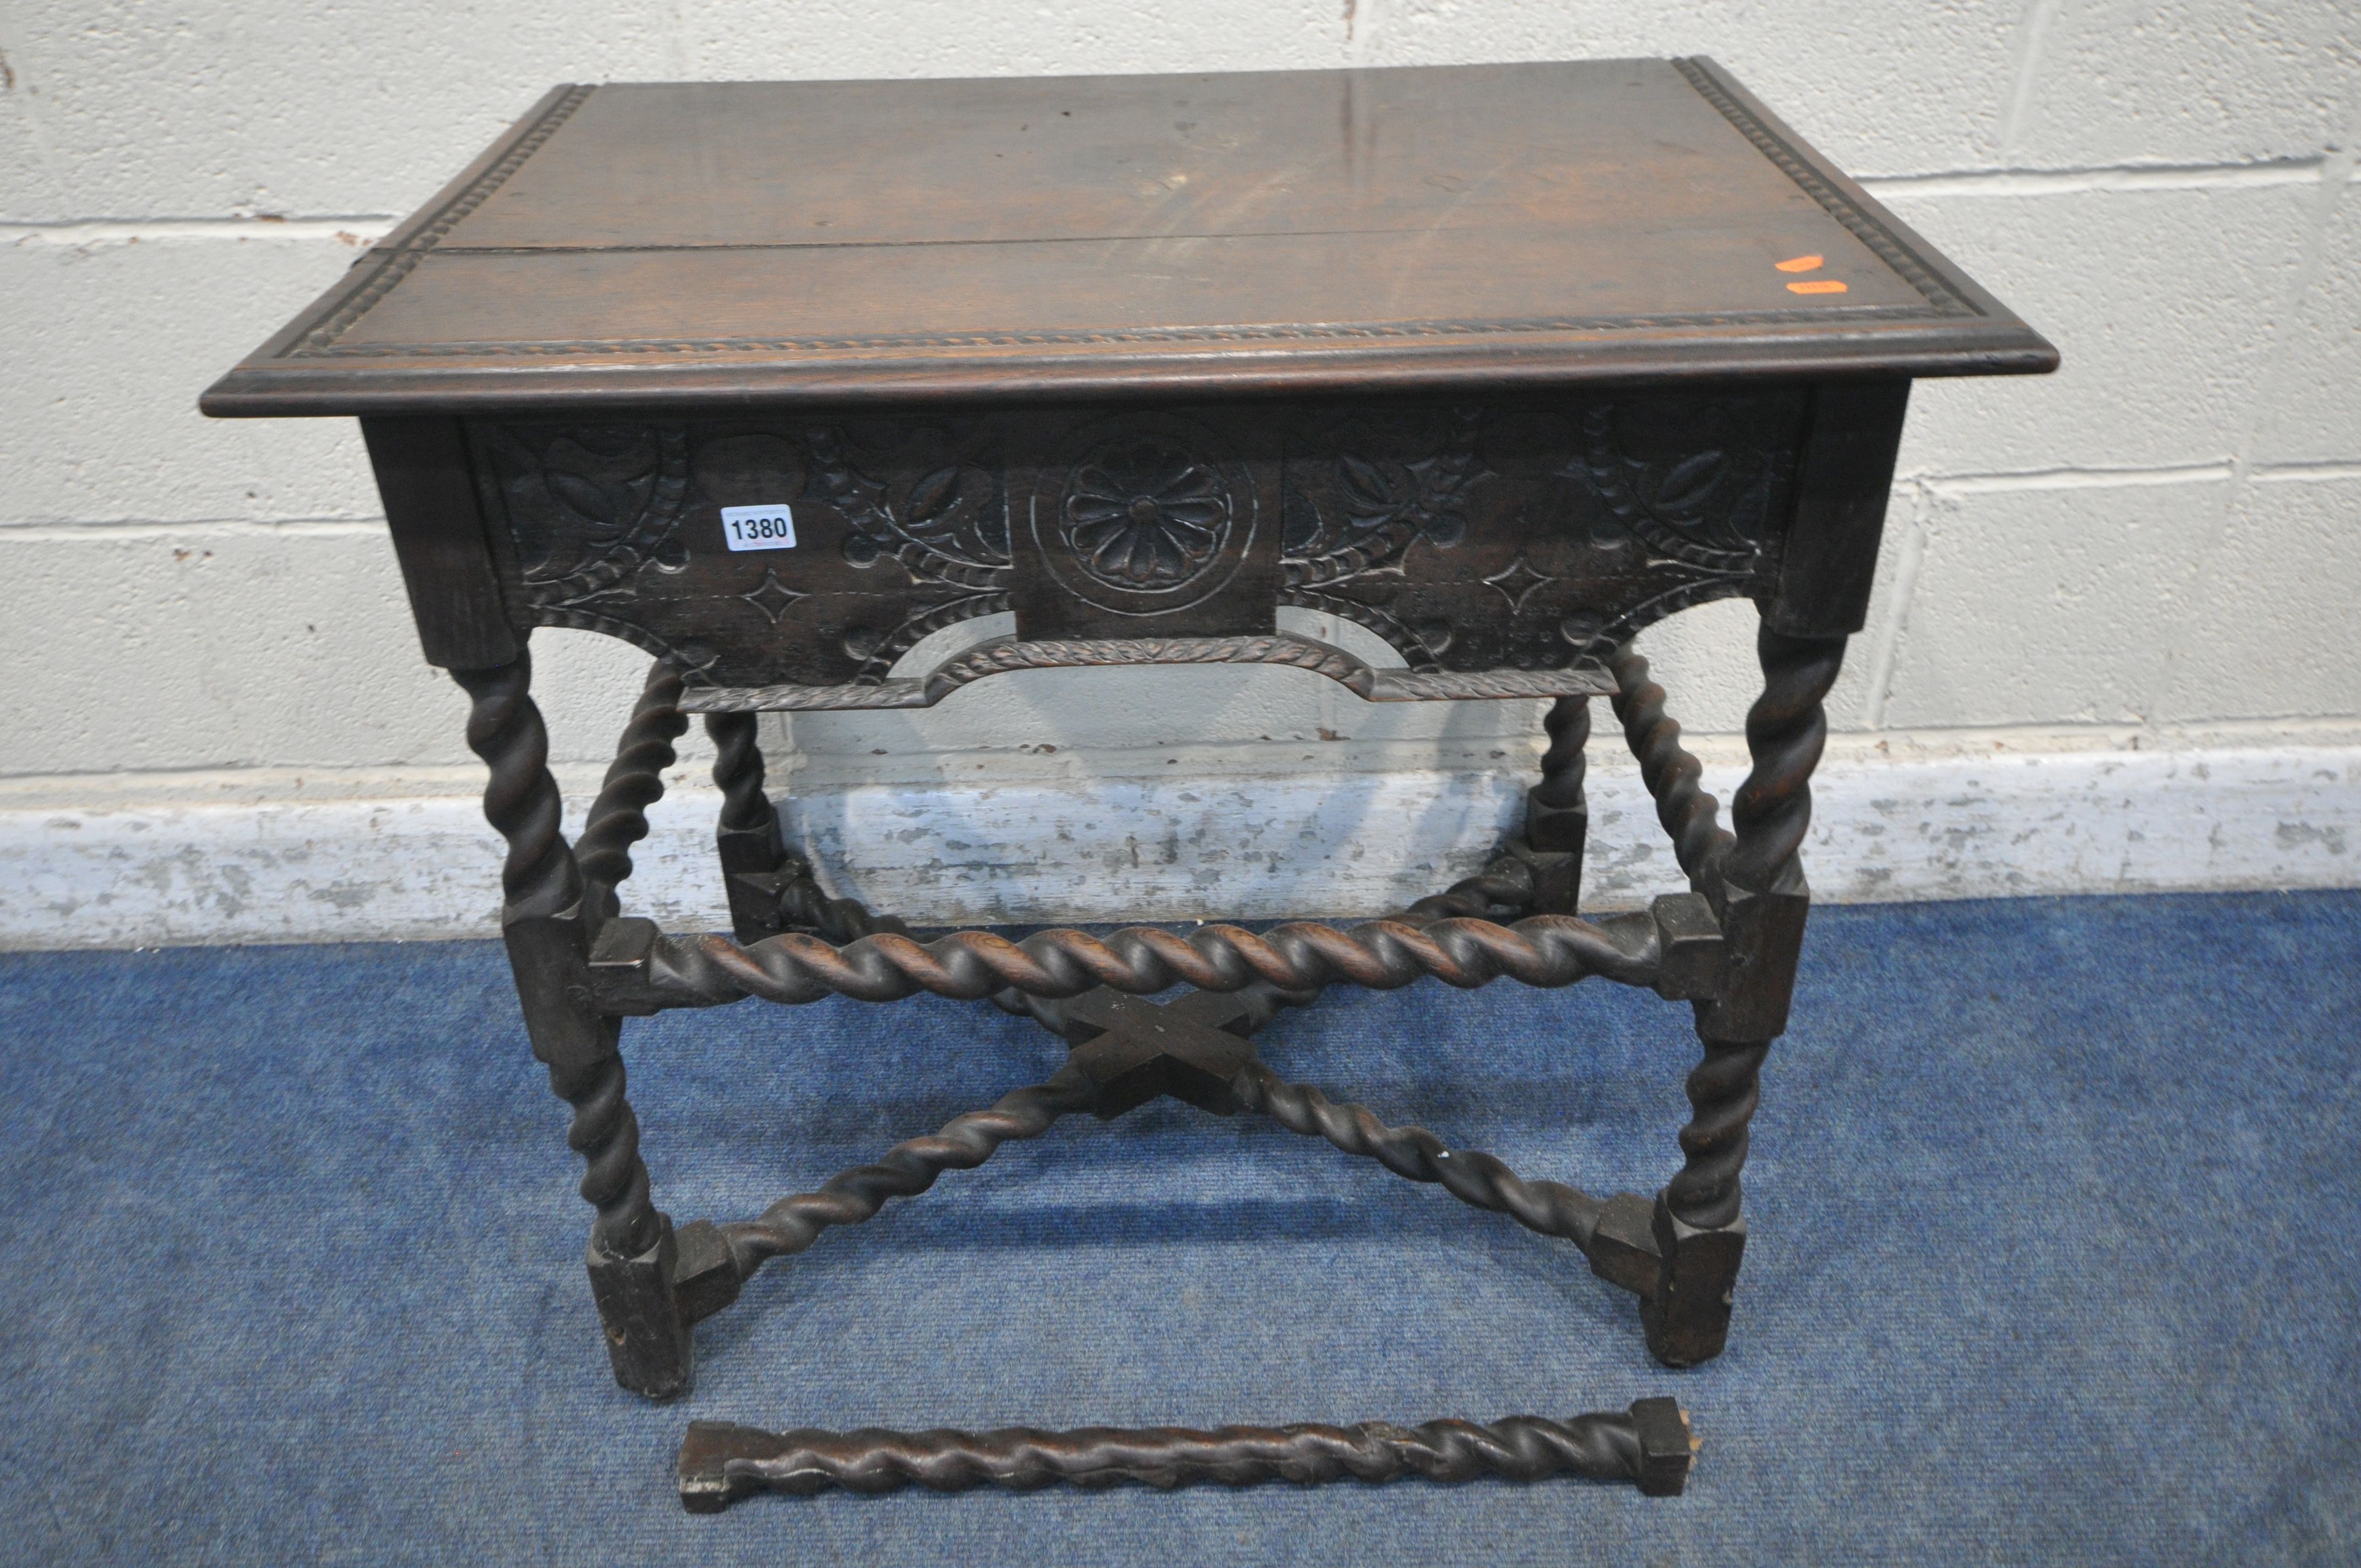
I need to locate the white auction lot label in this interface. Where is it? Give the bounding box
[720,504,797,551]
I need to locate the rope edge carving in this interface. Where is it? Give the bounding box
[672,635,1618,714]
[282,85,597,358]
[295,303,1952,362]
[1671,57,1977,320]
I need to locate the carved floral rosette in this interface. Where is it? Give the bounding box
[1027,413,1260,620]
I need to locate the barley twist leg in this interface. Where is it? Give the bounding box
[1667,626,1843,1230]
[1519,695,1591,912]
[455,650,687,1396]
[456,651,576,922]
[705,711,910,943]
[576,659,689,925]
[1643,623,1847,1368]
[1608,643,1734,894]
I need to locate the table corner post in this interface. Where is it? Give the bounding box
[1520,695,1591,913]
[358,416,524,672]
[1644,618,1846,1368]
[451,648,697,1400]
[1765,378,1909,643]
[702,710,796,942]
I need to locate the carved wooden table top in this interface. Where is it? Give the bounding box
[204,60,2053,716]
[204,59,2050,412]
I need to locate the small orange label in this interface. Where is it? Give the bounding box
[1786,279,1848,295]
[1775,254,1825,273]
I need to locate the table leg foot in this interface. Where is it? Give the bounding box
[1639,1193,1745,1369]
[586,1215,695,1400]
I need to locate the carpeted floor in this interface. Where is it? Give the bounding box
[0,891,2355,1564]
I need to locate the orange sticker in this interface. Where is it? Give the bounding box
[1786,279,1848,295]
[1775,254,1824,273]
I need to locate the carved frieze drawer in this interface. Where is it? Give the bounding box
[467,393,1808,710]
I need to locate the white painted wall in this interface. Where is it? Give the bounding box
[3,2,2358,946]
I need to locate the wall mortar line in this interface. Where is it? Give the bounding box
[1918,464,2235,494]
[1864,159,2326,198]
[0,518,388,539]
[2151,94,2361,722]
[1,217,397,243]
[1857,479,1929,733]
[2249,461,2361,485]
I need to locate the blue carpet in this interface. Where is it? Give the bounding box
[1,891,2356,1564]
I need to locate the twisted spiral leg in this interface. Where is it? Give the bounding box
[1533,695,1591,817]
[1515,693,1592,911]
[1663,1042,1770,1230]
[1608,644,1734,891]
[1724,627,1847,896]
[1663,627,1845,1232]
[1234,1063,1604,1244]
[681,1400,1691,1507]
[1633,624,1849,1369]
[629,908,1662,1010]
[705,710,776,842]
[716,1065,1097,1275]
[576,660,689,924]
[453,652,662,1262]
[551,1041,661,1259]
[454,654,579,922]
[704,711,910,943]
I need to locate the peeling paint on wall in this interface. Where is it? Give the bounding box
[2,747,2354,950]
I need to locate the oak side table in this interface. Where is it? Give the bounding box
[205,59,2053,1504]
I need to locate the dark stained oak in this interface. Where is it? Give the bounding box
[458,390,1819,707]
[198,59,2055,1429]
[202,59,2053,416]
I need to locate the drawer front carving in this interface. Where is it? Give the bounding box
[472,416,1011,690]
[1278,396,1800,683]
[467,392,1806,707]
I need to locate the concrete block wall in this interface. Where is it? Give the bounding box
[3,2,2358,945]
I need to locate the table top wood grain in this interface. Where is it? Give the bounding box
[202,58,2054,418]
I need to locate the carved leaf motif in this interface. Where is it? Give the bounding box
[1568,403,1774,567]
[547,470,618,527]
[1341,455,1390,508]
[1283,408,1487,610]
[1652,450,1726,516]
[542,433,662,537]
[498,423,690,599]
[798,425,1009,573]
[907,466,961,527]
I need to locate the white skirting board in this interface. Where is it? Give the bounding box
[1,745,2355,949]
